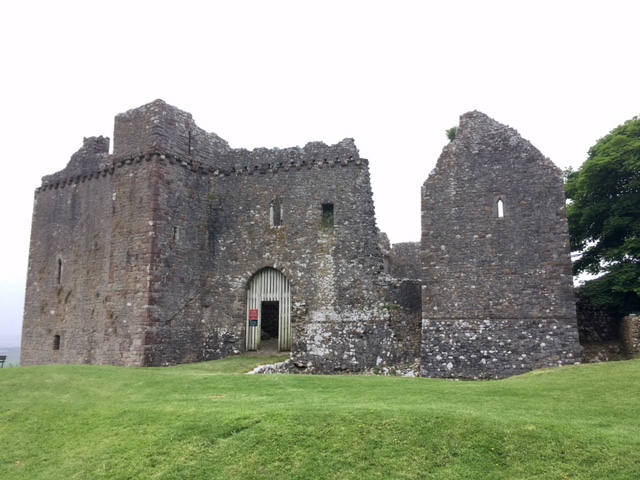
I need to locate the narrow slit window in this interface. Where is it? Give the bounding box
[173,226,180,242]
[322,203,334,228]
[270,199,282,227]
[497,199,504,218]
[53,335,60,350]
[56,258,62,284]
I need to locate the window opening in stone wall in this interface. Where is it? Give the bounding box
[322,203,334,228]
[56,258,62,284]
[270,199,282,227]
[188,131,192,155]
[497,199,505,218]
[173,226,180,242]
[53,335,60,350]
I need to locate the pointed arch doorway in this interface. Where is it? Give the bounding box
[246,268,292,351]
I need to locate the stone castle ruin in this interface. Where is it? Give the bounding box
[21,100,581,378]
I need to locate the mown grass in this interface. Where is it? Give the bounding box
[1,356,639,479]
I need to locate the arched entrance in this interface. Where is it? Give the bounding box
[246,268,292,351]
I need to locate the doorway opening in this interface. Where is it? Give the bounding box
[261,301,279,340]
[246,267,292,351]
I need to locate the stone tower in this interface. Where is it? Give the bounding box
[421,111,581,378]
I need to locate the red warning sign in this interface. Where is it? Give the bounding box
[249,309,259,320]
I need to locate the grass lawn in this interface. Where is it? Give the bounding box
[1,356,638,479]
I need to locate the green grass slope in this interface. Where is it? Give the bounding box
[1,356,638,480]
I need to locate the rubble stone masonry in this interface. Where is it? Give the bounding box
[421,111,581,378]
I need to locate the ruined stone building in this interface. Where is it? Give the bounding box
[421,112,581,377]
[21,100,581,378]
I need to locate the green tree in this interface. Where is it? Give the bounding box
[565,116,640,316]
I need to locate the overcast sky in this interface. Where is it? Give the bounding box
[1,1,638,347]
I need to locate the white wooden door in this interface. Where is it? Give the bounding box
[246,268,291,351]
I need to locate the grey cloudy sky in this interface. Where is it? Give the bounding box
[1,0,638,347]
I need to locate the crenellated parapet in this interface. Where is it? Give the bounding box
[217,138,360,168]
[42,136,110,184]
[38,99,366,193]
[36,149,368,193]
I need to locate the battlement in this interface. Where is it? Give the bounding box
[36,148,367,193]
[39,100,363,190]
[42,136,110,184]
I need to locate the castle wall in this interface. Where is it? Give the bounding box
[388,242,421,279]
[22,150,157,366]
[292,278,422,373]
[621,314,640,359]
[421,111,581,378]
[575,288,620,342]
[21,100,422,369]
[138,139,421,369]
[207,151,420,372]
[139,159,241,365]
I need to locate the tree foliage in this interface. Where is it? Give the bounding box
[565,116,640,315]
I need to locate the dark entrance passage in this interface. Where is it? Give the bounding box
[261,301,279,340]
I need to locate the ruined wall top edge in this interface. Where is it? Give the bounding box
[37,152,369,192]
[42,99,361,183]
[425,110,562,182]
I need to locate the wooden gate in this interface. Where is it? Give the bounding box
[246,268,292,351]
